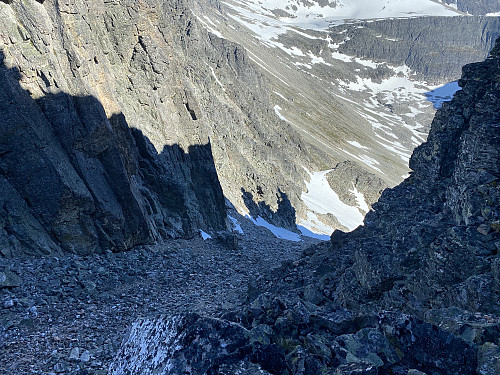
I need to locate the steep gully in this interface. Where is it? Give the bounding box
[0,0,498,374]
[110,39,500,374]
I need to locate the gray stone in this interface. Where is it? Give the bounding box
[249,324,273,345]
[477,343,500,375]
[80,350,90,363]
[441,0,500,15]
[303,284,324,305]
[29,306,37,318]
[108,314,250,375]
[53,362,66,373]
[477,223,491,235]
[69,347,80,361]
[0,270,20,288]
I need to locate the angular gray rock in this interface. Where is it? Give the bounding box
[0,269,20,288]
[109,314,251,375]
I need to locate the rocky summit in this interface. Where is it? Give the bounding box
[110,39,500,374]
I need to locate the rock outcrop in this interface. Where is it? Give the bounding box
[110,39,500,374]
[0,52,227,256]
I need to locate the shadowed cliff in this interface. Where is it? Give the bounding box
[0,51,227,256]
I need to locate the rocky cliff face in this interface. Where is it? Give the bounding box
[321,37,500,316]
[0,0,314,255]
[110,39,500,374]
[329,16,500,84]
[0,54,227,256]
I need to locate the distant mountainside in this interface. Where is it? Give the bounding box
[328,16,500,84]
[110,37,500,375]
[439,0,500,15]
[204,0,500,233]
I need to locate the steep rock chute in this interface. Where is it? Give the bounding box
[110,38,500,375]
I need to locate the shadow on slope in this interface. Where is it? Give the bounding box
[242,188,297,230]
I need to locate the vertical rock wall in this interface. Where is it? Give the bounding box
[0,0,313,256]
[0,0,238,255]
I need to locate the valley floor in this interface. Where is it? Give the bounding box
[0,217,320,374]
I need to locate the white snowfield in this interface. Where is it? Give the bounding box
[247,215,302,242]
[224,0,460,36]
[244,168,373,240]
[301,168,368,232]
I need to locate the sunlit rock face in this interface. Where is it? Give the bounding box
[0,0,237,255]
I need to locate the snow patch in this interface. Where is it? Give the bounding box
[274,105,288,121]
[223,0,459,37]
[274,42,305,56]
[353,57,380,69]
[248,216,301,241]
[350,184,370,213]
[228,215,244,234]
[199,230,212,240]
[340,149,383,173]
[295,62,313,69]
[331,50,354,63]
[195,15,223,38]
[337,71,429,105]
[298,211,333,238]
[298,225,331,241]
[307,51,331,66]
[273,91,288,101]
[301,169,364,231]
[209,66,225,91]
[346,140,369,150]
